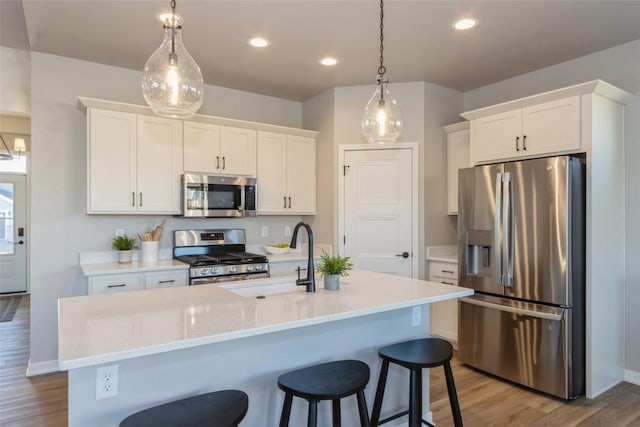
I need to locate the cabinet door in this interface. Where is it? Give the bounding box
[143,270,188,289]
[471,109,522,164]
[447,128,470,215]
[428,262,459,344]
[87,109,137,213]
[88,273,141,295]
[522,96,580,157]
[183,121,220,174]
[136,116,183,213]
[257,131,287,214]
[219,126,257,176]
[286,135,316,214]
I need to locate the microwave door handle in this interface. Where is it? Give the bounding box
[236,187,242,210]
[494,172,503,286]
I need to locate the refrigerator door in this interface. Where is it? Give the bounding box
[458,294,581,399]
[458,163,505,295]
[503,156,574,306]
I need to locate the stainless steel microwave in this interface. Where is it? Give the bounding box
[181,173,257,217]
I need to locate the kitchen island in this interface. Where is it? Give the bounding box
[58,269,473,426]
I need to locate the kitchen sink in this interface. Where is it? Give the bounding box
[221,278,305,298]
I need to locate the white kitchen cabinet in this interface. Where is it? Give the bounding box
[445,122,470,215]
[143,270,188,289]
[88,269,188,295]
[88,273,142,295]
[86,108,183,214]
[257,131,316,215]
[183,122,256,176]
[429,260,459,345]
[469,96,580,164]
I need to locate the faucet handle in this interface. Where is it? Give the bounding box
[296,266,307,280]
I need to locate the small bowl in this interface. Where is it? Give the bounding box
[264,245,291,255]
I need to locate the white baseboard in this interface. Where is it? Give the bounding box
[26,359,60,377]
[625,369,640,386]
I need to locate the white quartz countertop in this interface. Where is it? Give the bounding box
[81,259,189,276]
[58,269,473,370]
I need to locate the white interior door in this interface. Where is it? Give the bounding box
[341,147,416,277]
[0,174,27,293]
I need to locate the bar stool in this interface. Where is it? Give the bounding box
[370,338,462,427]
[119,389,248,427]
[277,359,371,427]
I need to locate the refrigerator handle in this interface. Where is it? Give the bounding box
[505,172,514,287]
[460,297,563,321]
[494,172,503,285]
[502,172,512,287]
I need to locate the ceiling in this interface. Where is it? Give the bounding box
[2,1,640,101]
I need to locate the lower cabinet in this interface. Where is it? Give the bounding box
[428,260,459,345]
[88,269,188,295]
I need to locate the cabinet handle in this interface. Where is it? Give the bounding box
[222,156,226,170]
[515,136,520,152]
[283,196,287,208]
[442,270,454,274]
[288,197,291,209]
[216,156,220,170]
[107,284,126,288]
[523,135,527,151]
[440,281,454,285]
[158,280,175,284]
[132,192,135,207]
[139,192,143,207]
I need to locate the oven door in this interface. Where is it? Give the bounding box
[190,272,269,286]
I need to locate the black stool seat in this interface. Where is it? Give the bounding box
[371,338,462,427]
[278,359,371,427]
[119,389,248,427]
[378,337,453,369]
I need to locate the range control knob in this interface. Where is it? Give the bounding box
[211,267,218,273]
[247,265,254,271]
[229,266,237,273]
[200,268,210,275]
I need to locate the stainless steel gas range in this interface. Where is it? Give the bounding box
[173,229,269,285]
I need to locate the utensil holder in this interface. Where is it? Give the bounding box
[141,241,159,263]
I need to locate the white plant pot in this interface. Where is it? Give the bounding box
[324,274,340,291]
[118,250,133,264]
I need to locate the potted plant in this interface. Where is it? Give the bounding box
[112,235,136,264]
[316,250,353,290]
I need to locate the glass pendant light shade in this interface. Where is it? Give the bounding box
[142,16,203,119]
[361,82,403,144]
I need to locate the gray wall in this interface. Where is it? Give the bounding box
[29,52,306,367]
[462,39,640,377]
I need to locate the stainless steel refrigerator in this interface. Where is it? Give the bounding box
[457,155,585,399]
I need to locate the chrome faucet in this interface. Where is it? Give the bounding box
[290,221,315,292]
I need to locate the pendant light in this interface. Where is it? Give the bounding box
[361,0,403,144]
[142,0,203,119]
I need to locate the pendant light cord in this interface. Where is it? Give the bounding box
[378,0,387,99]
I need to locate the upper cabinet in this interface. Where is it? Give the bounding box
[257,131,316,215]
[183,122,256,176]
[87,108,183,214]
[444,122,470,215]
[469,96,580,164]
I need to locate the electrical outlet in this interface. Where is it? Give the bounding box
[96,365,119,399]
[284,226,291,237]
[261,226,269,237]
[412,306,421,326]
[114,229,125,237]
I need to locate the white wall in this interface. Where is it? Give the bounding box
[462,39,640,378]
[28,52,307,369]
[0,46,30,116]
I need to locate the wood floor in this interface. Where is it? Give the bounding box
[1,295,639,426]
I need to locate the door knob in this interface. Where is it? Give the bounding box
[396,252,409,258]
[14,240,24,245]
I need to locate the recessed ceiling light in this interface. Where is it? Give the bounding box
[320,57,338,66]
[453,18,477,31]
[249,38,269,48]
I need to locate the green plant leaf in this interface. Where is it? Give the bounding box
[316,250,353,277]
